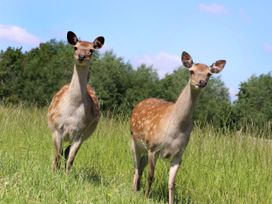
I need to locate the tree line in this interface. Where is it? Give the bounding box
[0,40,271,131]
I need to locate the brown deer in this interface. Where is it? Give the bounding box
[48,31,104,173]
[130,51,226,204]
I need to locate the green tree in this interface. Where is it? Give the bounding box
[157,67,189,101]
[90,51,133,113]
[234,73,272,127]
[0,47,24,103]
[125,64,159,109]
[21,40,73,106]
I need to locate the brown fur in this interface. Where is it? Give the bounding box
[48,85,69,126]
[131,98,173,146]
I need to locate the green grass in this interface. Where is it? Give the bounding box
[1,106,272,203]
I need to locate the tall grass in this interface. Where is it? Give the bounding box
[0,106,272,203]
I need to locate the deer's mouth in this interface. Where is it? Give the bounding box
[197,83,207,88]
[77,58,89,65]
[78,59,85,63]
[191,83,206,89]
[195,80,207,88]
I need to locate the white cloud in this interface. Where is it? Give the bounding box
[264,44,272,53]
[198,3,227,15]
[131,52,181,77]
[0,24,41,46]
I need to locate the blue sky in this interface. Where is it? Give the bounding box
[1,1,272,100]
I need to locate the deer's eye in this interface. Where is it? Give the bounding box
[90,49,94,54]
[207,73,212,77]
[189,70,194,75]
[74,47,77,51]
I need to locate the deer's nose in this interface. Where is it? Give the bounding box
[78,54,85,61]
[199,80,207,87]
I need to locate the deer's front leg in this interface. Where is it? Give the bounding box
[145,151,158,197]
[168,156,181,204]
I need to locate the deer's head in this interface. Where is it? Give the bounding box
[181,51,226,89]
[67,31,104,65]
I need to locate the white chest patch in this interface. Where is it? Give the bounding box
[57,98,97,141]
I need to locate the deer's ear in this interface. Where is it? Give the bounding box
[67,31,78,45]
[93,36,105,49]
[181,51,194,68]
[210,60,226,73]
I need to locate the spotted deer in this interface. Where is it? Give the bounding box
[48,31,104,173]
[130,51,226,204]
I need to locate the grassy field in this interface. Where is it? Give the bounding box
[0,106,272,203]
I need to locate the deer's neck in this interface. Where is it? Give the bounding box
[68,64,89,102]
[171,80,200,127]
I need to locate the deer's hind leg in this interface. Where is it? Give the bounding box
[145,151,158,197]
[65,139,82,174]
[52,131,62,171]
[131,138,148,191]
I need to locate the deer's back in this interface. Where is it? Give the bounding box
[130,98,174,148]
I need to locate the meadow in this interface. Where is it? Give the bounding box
[0,106,272,203]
